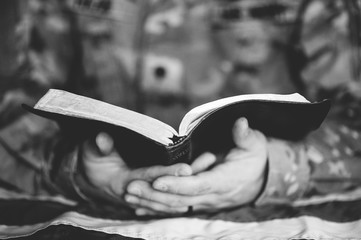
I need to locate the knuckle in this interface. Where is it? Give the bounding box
[146,193,156,202]
[143,168,155,179]
[127,181,146,196]
[164,184,180,194]
[172,186,181,195]
[146,191,160,202]
[169,198,185,208]
[174,164,192,176]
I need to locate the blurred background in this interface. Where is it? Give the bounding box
[0,0,360,129]
[0,2,360,231]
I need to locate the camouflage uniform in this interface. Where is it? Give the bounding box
[0,0,360,208]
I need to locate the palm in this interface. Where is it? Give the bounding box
[123,118,269,215]
[81,132,193,200]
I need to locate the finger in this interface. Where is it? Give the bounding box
[134,208,162,216]
[126,181,193,212]
[125,194,188,214]
[81,137,129,196]
[152,171,218,195]
[232,117,266,150]
[191,152,217,174]
[131,163,192,182]
[82,136,124,165]
[127,180,206,208]
[95,132,114,155]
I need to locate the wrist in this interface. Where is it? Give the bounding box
[251,158,269,204]
[255,138,310,205]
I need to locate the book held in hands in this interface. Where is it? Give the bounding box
[24,89,331,167]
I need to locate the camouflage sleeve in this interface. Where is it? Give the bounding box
[0,112,59,195]
[48,134,124,205]
[255,137,311,205]
[301,120,361,197]
[256,119,361,205]
[0,102,93,202]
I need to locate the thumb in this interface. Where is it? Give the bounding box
[95,132,114,155]
[82,133,127,190]
[83,132,117,161]
[131,163,193,182]
[232,117,263,150]
[191,152,217,174]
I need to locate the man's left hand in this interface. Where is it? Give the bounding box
[124,117,268,215]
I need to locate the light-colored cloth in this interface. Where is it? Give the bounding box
[2,210,361,239]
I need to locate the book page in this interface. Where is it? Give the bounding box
[178,93,310,136]
[35,89,177,145]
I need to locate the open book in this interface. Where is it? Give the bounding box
[24,89,330,167]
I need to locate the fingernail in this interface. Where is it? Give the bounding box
[153,181,167,191]
[240,118,248,130]
[127,186,141,196]
[236,118,249,138]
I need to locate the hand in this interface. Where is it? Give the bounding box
[124,117,268,215]
[81,132,193,204]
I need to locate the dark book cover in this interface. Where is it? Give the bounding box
[24,97,330,168]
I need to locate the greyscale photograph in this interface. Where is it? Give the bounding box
[0,0,360,239]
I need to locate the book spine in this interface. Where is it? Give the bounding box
[165,136,192,165]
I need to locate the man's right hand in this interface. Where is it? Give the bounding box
[81,132,194,212]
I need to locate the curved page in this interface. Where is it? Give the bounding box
[179,93,309,136]
[34,89,177,145]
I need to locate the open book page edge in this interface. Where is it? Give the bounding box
[178,93,310,136]
[35,89,177,145]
